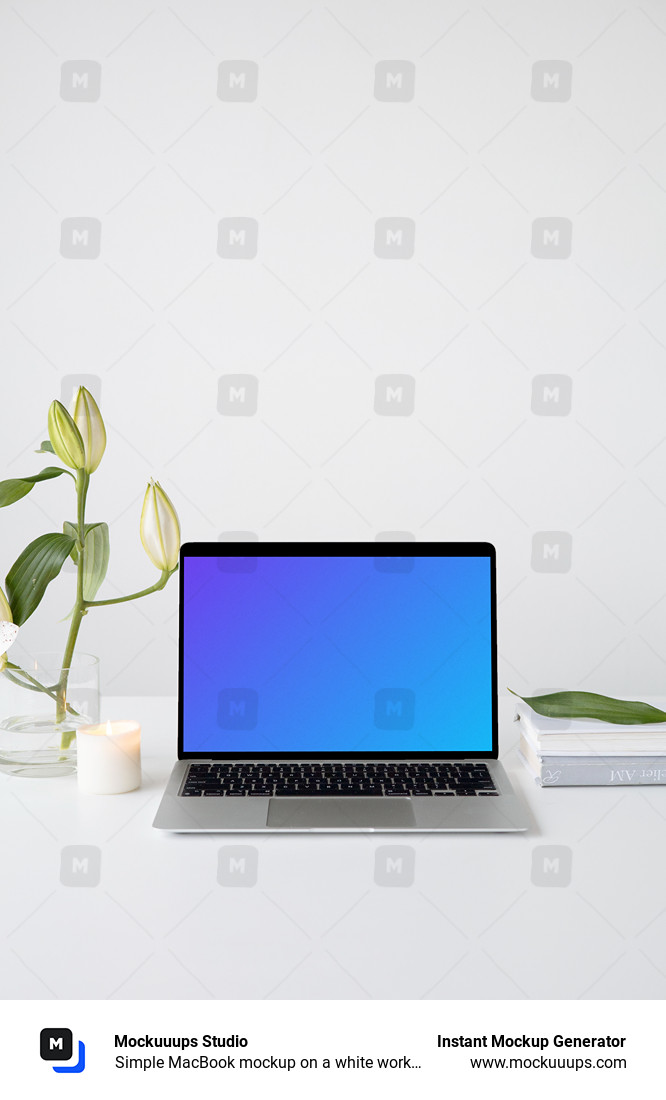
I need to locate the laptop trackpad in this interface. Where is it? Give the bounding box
[267,797,415,830]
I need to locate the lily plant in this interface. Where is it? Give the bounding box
[0,387,180,747]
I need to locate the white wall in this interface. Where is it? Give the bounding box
[2,0,666,697]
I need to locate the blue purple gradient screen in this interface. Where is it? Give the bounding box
[182,554,493,754]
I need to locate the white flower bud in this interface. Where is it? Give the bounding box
[140,480,180,572]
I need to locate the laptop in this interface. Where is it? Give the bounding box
[153,541,529,832]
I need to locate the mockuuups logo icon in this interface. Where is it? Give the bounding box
[218,845,258,886]
[375,845,415,886]
[374,218,415,259]
[374,555,414,573]
[374,375,415,416]
[61,374,102,407]
[40,1029,86,1073]
[217,688,258,730]
[531,218,572,259]
[531,532,572,573]
[374,688,415,729]
[217,218,258,258]
[60,218,101,259]
[531,845,572,887]
[218,61,258,102]
[60,61,101,102]
[60,846,101,887]
[217,532,258,572]
[531,374,572,416]
[374,61,415,102]
[531,61,572,102]
[218,374,258,416]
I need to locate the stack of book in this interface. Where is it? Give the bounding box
[516,701,666,786]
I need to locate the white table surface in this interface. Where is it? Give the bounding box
[2,695,666,1001]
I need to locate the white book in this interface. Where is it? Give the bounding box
[514,703,666,755]
[519,735,666,786]
[518,722,666,760]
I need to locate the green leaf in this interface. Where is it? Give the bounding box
[63,521,102,564]
[35,440,55,455]
[0,467,69,507]
[82,523,109,601]
[508,688,666,725]
[5,533,76,625]
[63,521,109,601]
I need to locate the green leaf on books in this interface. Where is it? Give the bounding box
[508,688,666,725]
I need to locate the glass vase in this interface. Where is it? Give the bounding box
[0,653,100,777]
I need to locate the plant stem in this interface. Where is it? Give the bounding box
[3,663,80,715]
[56,468,89,744]
[4,661,60,694]
[84,567,175,608]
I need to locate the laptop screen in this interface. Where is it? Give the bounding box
[180,547,496,758]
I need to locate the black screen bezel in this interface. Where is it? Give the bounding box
[178,541,498,761]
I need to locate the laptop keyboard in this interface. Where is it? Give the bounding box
[181,762,498,797]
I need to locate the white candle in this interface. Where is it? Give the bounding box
[76,720,141,794]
